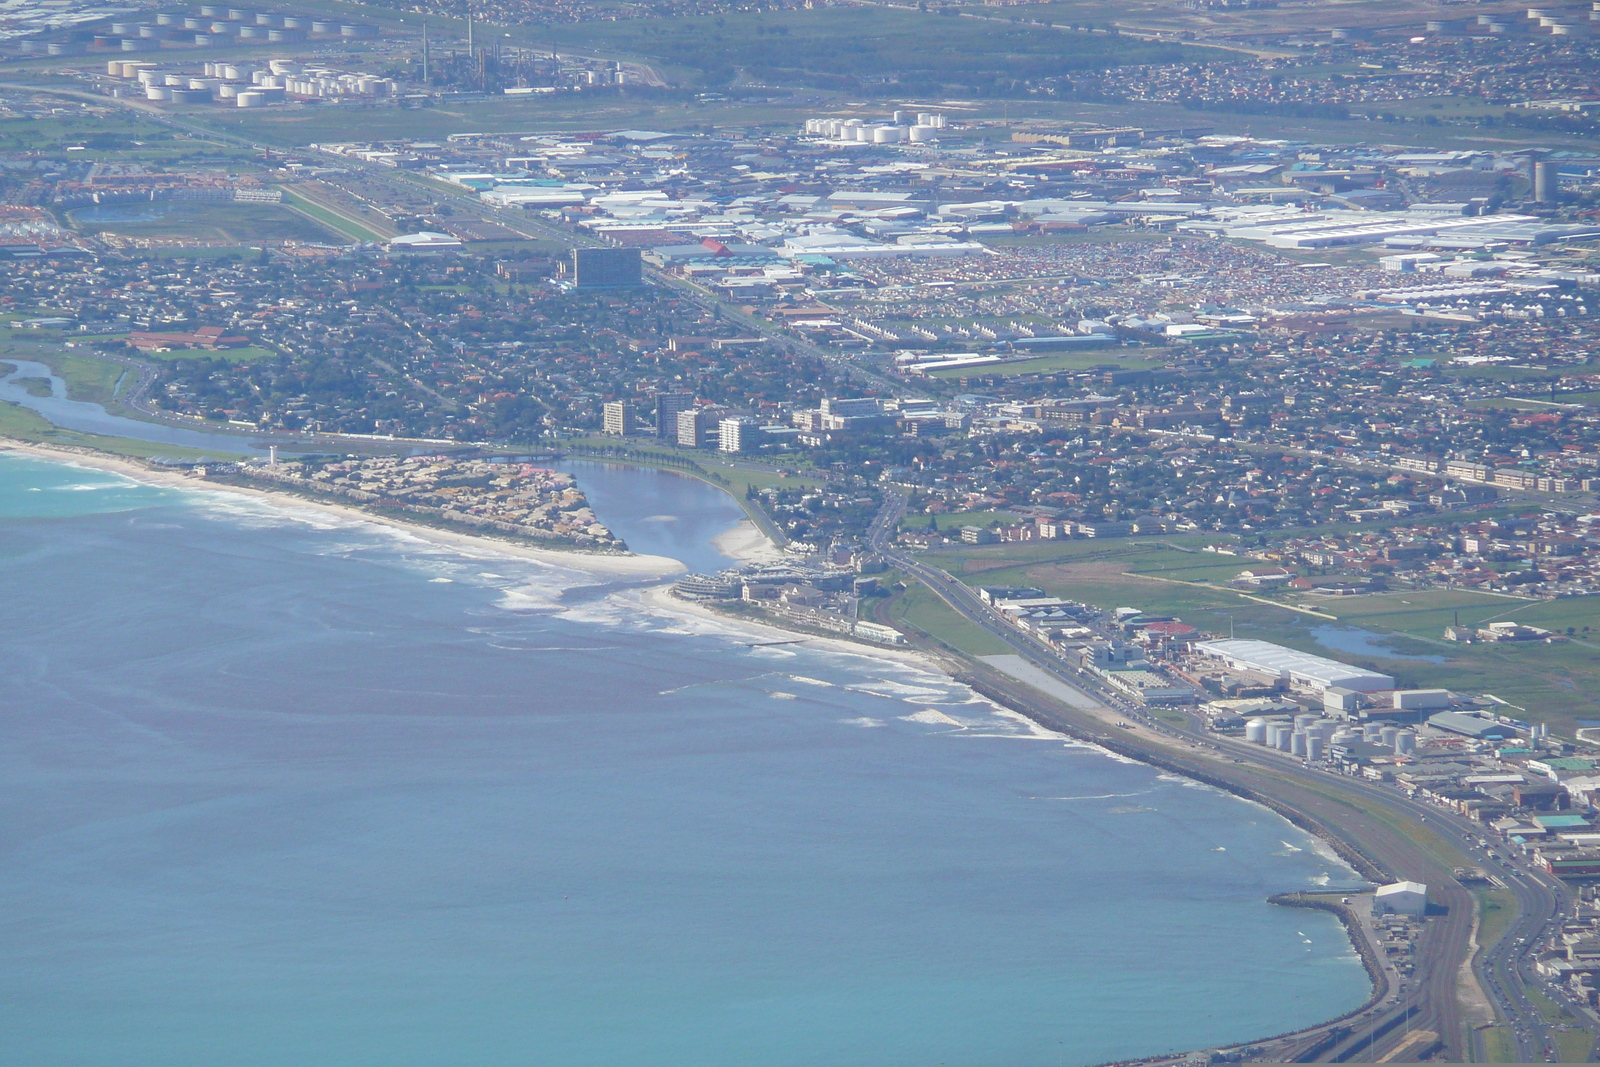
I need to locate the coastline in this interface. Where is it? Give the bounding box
[0,434,1389,1062]
[0,436,947,675]
[709,518,785,565]
[0,439,685,581]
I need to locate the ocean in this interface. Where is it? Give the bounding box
[0,451,1370,1067]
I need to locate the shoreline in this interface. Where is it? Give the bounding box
[0,434,1389,1063]
[0,438,685,581]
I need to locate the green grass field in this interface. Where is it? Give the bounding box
[926,537,1600,731]
[66,201,341,246]
[901,509,1017,531]
[540,6,1206,92]
[1556,1028,1595,1063]
[1473,887,1517,960]
[887,580,1011,656]
[0,340,128,408]
[0,400,241,462]
[282,190,393,243]
[1480,1026,1518,1063]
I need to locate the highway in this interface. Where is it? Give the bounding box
[13,73,1592,1063]
[866,486,1584,1062]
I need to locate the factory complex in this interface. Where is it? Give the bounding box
[1191,637,1396,692]
[107,55,395,107]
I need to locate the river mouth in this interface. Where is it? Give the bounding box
[0,357,275,455]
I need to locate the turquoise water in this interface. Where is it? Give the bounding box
[0,359,271,453]
[0,453,1370,1066]
[555,459,748,574]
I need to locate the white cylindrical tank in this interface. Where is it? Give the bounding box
[1363,723,1383,742]
[217,82,241,98]
[1290,731,1308,757]
[872,126,903,143]
[137,69,164,85]
[188,78,218,90]
[1380,725,1400,746]
[908,125,935,143]
[145,85,172,101]
[107,60,124,76]
[1306,736,1326,762]
[221,64,241,80]
[1394,730,1417,756]
[236,90,267,108]
[1273,725,1294,751]
[155,12,180,26]
[1246,719,1268,744]
[164,74,186,86]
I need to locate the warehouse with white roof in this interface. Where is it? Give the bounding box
[1193,638,1395,693]
[1373,881,1428,917]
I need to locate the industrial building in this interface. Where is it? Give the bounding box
[1373,881,1429,917]
[571,247,642,289]
[386,231,461,255]
[1428,711,1518,740]
[1193,638,1395,693]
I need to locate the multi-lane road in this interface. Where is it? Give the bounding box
[865,486,1588,1062]
[16,72,1598,1064]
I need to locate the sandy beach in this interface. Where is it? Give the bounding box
[637,582,953,673]
[1,437,958,682]
[0,440,686,582]
[709,518,786,566]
